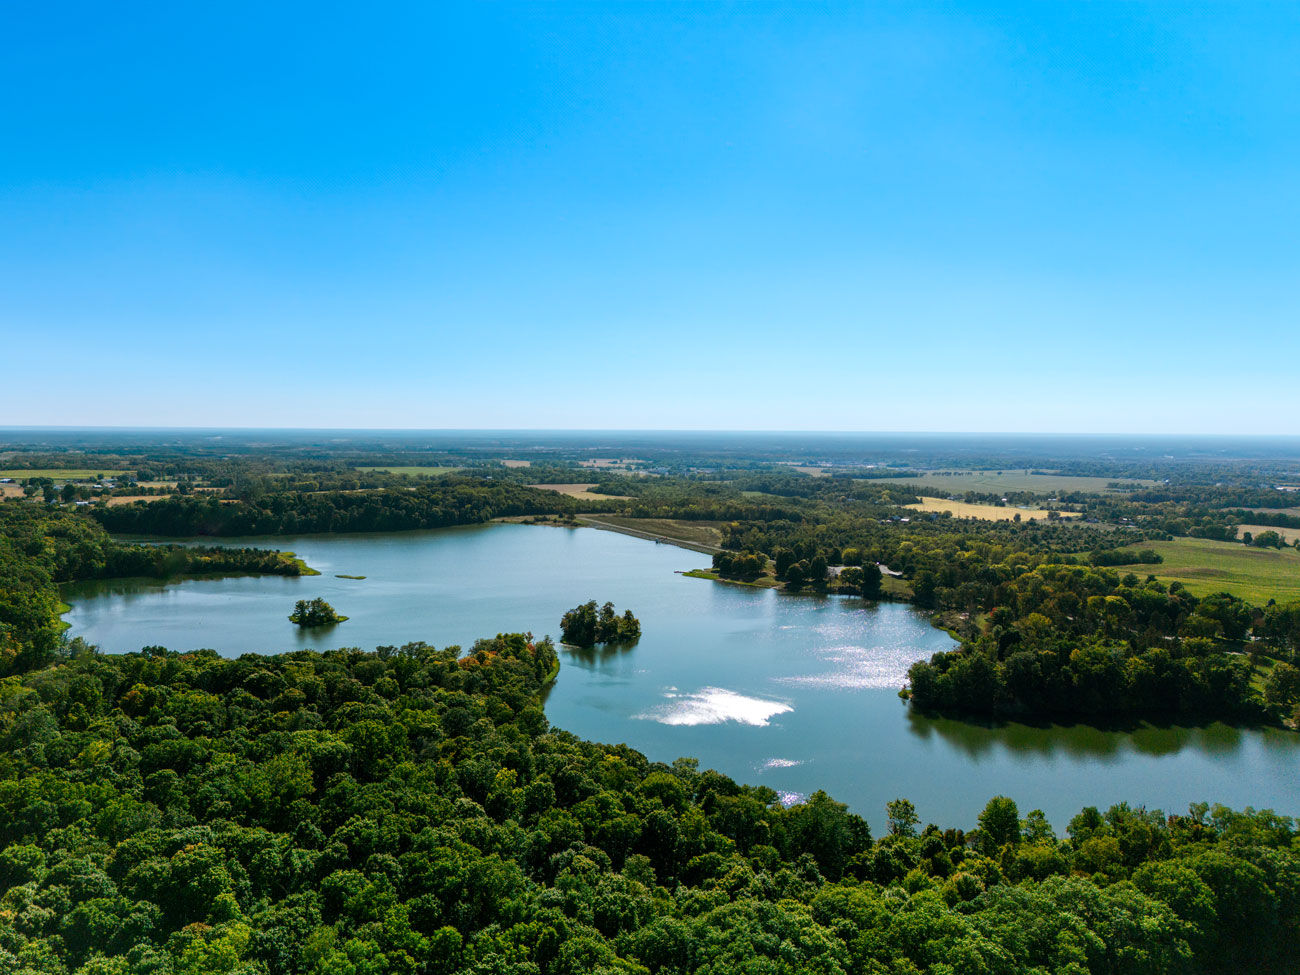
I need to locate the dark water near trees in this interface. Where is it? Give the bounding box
[62,523,1300,831]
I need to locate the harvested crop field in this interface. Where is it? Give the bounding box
[1236,525,1300,545]
[906,497,1080,522]
[528,483,630,499]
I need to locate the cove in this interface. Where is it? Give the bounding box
[62,522,1300,831]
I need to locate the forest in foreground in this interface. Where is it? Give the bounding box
[1,637,1297,975]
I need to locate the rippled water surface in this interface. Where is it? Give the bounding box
[63,523,1300,830]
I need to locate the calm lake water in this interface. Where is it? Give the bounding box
[63,523,1300,831]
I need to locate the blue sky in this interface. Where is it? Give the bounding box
[2,2,1297,432]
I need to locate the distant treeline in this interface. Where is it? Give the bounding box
[92,480,593,536]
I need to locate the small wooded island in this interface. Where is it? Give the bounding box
[560,599,640,647]
[288,597,348,626]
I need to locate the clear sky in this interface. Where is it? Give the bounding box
[2,2,1297,433]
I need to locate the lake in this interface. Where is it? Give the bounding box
[62,522,1300,831]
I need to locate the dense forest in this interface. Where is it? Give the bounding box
[1,638,1297,975]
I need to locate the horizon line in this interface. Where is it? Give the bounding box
[3,426,1300,440]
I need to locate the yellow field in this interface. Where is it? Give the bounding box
[0,483,23,498]
[1237,524,1300,545]
[527,483,630,499]
[906,497,1080,522]
[500,459,532,468]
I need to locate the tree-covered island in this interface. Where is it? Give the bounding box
[560,600,641,647]
[288,598,348,627]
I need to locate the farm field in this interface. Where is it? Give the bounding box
[906,497,1080,522]
[1236,524,1300,545]
[1112,538,1300,605]
[881,470,1157,494]
[527,482,630,499]
[355,466,459,476]
[1235,506,1300,518]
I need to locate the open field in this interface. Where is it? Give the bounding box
[1112,538,1300,605]
[528,482,631,500]
[1234,506,1300,518]
[881,471,1157,495]
[577,516,723,553]
[355,466,459,477]
[0,483,23,498]
[0,468,131,480]
[500,459,532,468]
[906,497,1081,522]
[682,568,781,589]
[105,495,172,506]
[1236,525,1300,545]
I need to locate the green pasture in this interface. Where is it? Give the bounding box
[1113,537,1300,605]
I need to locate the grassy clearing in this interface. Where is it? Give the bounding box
[500,459,532,468]
[881,574,913,599]
[682,568,782,589]
[906,497,1080,522]
[881,471,1156,495]
[1112,538,1300,605]
[578,516,723,553]
[355,466,459,477]
[1236,524,1300,545]
[0,469,131,480]
[282,553,321,577]
[1250,655,1283,697]
[0,483,23,498]
[528,483,631,499]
